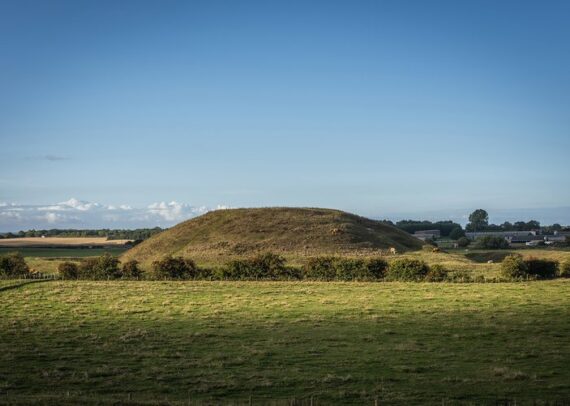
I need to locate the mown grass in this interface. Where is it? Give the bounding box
[1,280,569,404]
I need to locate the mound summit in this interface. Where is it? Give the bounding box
[122,207,424,266]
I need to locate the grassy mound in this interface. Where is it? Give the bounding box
[122,207,423,267]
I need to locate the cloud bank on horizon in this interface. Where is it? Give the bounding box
[1,198,570,232]
[0,198,230,231]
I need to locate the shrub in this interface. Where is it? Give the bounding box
[445,270,474,283]
[282,266,304,280]
[195,267,217,280]
[251,252,287,279]
[425,264,448,282]
[304,256,337,280]
[559,261,570,278]
[366,258,388,280]
[457,237,471,248]
[476,235,509,249]
[0,252,30,277]
[449,227,465,240]
[386,258,429,281]
[222,253,289,280]
[524,257,558,279]
[58,262,79,279]
[121,260,142,279]
[151,256,197,280]
[334,258,368,281]
[500,254,528,279]
[303,256,386,281]
[78,254,121,280]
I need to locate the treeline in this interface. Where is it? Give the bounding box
[394,209,569,239]
[466,220,543,232]
[0,227,164,240]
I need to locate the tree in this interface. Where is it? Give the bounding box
[501,255,528,279]
[58,262,79,279]
[467,209,489,232]
[122,260,142,279]
[0,252,30,277]
[476,235,509,249]
[78,254,121,279]
[151,256,197,280]
[449,227,465,240]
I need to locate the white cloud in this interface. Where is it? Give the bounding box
[58,198,101,211]
[0,198,231,231]
[147,201,192,221]
[44,212,59,224]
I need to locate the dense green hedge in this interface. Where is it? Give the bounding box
[151,256,197,280]
[425,264,448,282]
[0,252,30,277]
[500,255,559,280]
[560,261,570,278]
[524,257,558,279]
[303,257,388,281]
[220,253,301,280]
[385,258,430,281]
[59,255,142,280]
[0,251,560,282]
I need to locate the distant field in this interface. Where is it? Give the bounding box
[0,280,568,404]
[0,247,128,260]
[0,237,130,260]
[0,237,131,247]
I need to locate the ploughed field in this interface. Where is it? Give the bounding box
[1,280,569,405]
[0,237,131,247]
[0,237,130,260]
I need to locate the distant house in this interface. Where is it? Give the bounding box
[413,230,441,241]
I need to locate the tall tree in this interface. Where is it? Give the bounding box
[468,209,489,232]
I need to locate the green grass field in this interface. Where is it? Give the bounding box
[1,280,569,404]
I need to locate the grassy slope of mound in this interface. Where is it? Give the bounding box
[122,207,423,266]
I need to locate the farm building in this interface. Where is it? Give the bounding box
[413,230,441,240]
[465,231,539,239]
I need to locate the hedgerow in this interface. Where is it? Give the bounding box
[0,252,30,277]
[7,251,567,283]
[151,256,198,280]
[524,257,558,280]
[303,257,388,281]
[560,261,570,278]
[385,258,429,281]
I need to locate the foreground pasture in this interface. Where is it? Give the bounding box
[1,281,569,404]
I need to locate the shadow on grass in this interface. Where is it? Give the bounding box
[0,278,54,293]
[1,311,569,404]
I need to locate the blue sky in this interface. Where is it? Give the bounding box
[1,0,569,230]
